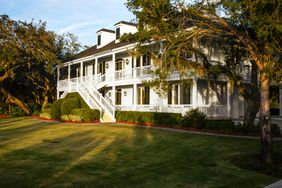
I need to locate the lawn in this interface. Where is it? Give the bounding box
[0,117,281,187]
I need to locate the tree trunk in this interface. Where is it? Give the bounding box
[0,85,31,115]
[41,95,49,112]
[243,98,260,127]
[259,71,272,163]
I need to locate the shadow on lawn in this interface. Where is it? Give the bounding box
[0,121,161,187]
[0,119,278,187]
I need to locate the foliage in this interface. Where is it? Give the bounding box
[61,114,82,122]
[9,106,27,118]
[182,108,207,128]
[50,99,64,119]
[0,15,81,114]
[71,108,100,121]
[60,98,80,115]
[116,111,182,126]
[65,92,89,109]
[126,0,281,162]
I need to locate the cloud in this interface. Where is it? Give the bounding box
[58,22,97,34]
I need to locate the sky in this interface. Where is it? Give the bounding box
[0,0,134,46]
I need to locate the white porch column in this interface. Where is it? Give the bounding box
[133,84,138,110]
[192,77,197,108]
[80,61,83,83]
[133,57,136,78]
[227,80,231,118]
[280,87,282,116]
[95,58,98,75]
[112,53,116,81]
[112,86,116,106]
[57,67,60,99]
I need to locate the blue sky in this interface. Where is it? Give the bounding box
[0,0,134,46]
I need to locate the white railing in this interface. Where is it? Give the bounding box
[58,65,153,91]
[115,69,133,80]
[115,104,227,118]
[81,77,116,121]
[136,65,152,77]
[198,105,228,118]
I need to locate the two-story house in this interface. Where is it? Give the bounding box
[57,21,282,122]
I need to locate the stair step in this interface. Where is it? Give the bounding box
[101,112,114,123]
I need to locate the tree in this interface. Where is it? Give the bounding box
[125,0,282,163]
[0,15,81,114]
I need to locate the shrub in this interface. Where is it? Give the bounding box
[39,112,51,119]
[182,108,207,128]
[115,111,182,126]
[61,98,80,115]
[10,106,27,117]
[51,99,64,119]
[65,92,89,109]
[71,108,100,121]
[61,114,82,122]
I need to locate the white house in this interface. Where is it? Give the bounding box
[57,21,282,122]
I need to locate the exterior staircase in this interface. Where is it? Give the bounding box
[60,74,116,122]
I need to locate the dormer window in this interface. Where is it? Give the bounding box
[116,28,120,40]
[97,35,101,46]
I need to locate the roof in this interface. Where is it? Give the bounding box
[96,28,115,33]
[67,41,134,61]
[114,21,137,27]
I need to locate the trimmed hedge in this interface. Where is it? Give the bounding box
[50,99,64,119]
[116,111,182,126]
[115,111,280,136]
[71,108,100,121]
[65,92,89,109]
[61,98,80,115]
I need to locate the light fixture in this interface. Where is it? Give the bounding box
[125,59,129,65]
[108,92,111,97]
[106,63,109,69]
[124,91,127,96]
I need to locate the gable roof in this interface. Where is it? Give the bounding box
[68,40,134,61]
[114,21,137,27]
[96,28,115,33]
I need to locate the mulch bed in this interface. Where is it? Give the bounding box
[0,114,9,119]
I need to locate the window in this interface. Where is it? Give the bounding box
[142,55,151,66]
[180,84,191,104]
[168,84,179,105]
[97,35,101,45]
[116,28,120,39]
[136,56,141,67]
[138,87,150,105]
[115,59,123,70]
[168,84,191,105]
[116,89,122,105]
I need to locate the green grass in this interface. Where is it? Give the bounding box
[0,117,281,187]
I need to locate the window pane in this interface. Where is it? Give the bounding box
[116,28,120,39]
[97,35,101,45]
[116,89,121,105]
[144,87,150,104]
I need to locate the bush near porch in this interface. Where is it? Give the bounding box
[41,92,99,122]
